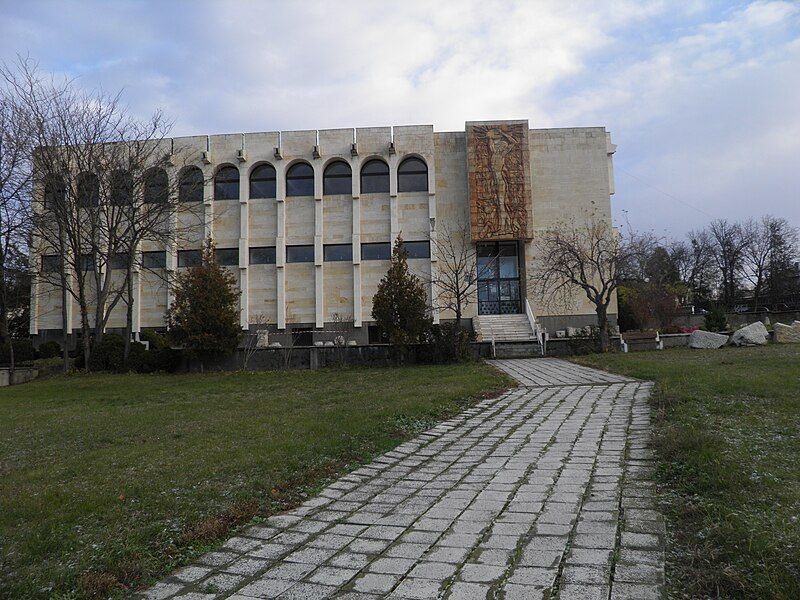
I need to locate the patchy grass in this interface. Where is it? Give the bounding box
[573,345,800,600]
[0,363,512,599]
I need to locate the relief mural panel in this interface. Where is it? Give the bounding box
[467,120,532,241]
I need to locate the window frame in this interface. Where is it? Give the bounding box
[403,240,431,259]
[286,244,315,263]
[286,162,315,197]
[249,163,277,199]
[214,165,240,200]
[177,249,201,268]
[179,167,204,203]
[144,168,169,204]
[249,246,277,265]
[397,157,429,192]
[41,254,61,273]
[323,243,353,262]
[323,161,352,196]
[360,159,390,194]
[215,247,239,267]
[77,173,100,208]
[361,242,391,261]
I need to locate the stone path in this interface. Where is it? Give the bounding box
[140,358,665,600]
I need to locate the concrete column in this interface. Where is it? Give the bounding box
[132,268,141,334]
[203,168,214,240]
[276,164,286,329]
[314,163,324,328]
[428,157,439,324]
[389,154,399,241]
[351,157,362,328]
[239,166,250,330]
[28,245,38,335]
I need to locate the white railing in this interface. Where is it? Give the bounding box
[524,299,546,356]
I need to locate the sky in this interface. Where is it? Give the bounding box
[1,0,798,237]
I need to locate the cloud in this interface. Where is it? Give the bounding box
[1,0,798,236]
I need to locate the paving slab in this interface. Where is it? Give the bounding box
[138,358,664,599]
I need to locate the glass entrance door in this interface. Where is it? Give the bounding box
[477,242,522,315]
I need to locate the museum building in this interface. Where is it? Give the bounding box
[30,120,618,346]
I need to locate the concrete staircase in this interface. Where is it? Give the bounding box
[474,314,537,342]
[474,313,542,358]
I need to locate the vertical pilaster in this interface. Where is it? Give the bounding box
[389,154,399,241]
[276,164,286,329]
[314,163,324,328]
[428,159,439,324]
[29,244,38,335]
[352,158,362,327]
[239,166,249,330]
[203,168,214,240]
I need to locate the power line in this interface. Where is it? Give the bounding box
[618,167,715,220]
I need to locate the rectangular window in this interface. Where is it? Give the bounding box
[215,248,239,267]
[142,251,166,269]
[41,255,61,273]
[249,246,276,265]
[177,249,201,268]
[286,245,314,263]
[109,253,129,270]
[404,240,430,259]
[323,243,353,262]
[80,254,96,272]
[361,242,391,261]
[368,324,389,344]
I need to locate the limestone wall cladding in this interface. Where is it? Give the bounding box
[285,263,315,323]
[248,265,278,323]
[31,123,615,334]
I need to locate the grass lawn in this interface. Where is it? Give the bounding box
[573,345,800,600]
[0,363,512,599]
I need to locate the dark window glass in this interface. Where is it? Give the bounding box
[142,251,166,269]
[368,324,389,344]
[323,161,352,195]
[109,253,129,270]
[215,248,239,266]
[398,157,428,192]
[179,167,203,203]
[80,254,96,272]
[41,255,61,273]
[360,159,389,193]
[109,171,133,205]
[215,166,239,200]
[43,177,66,210]
[77,173,99,207]
[144,168,169,204]
[250,164,276,199]
[286,162,314,197]
[361,242,391,260]
[286,244,314,263]
[323,244,353,262]
[404,240,430,259]
[249,246,276,265]
[177,249,201,267]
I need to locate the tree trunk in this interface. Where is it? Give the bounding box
[123,269,133,362]
[596,304,611,353]
[60,284,69,373]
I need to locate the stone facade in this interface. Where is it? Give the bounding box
[30,121,617,343]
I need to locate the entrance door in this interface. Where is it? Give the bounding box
[477,242,522,314]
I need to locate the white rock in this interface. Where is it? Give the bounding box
[688,330,729,349]
[729,321,769,346]
[255,330,270,348]
[773,322,800,344]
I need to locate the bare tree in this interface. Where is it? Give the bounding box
[668,229,718,307]
[742,216,798,309]
[707,219,748,309]
[534,217,646,352]
[241,312,270,370]
[3,57,202,369]
[0,77,34,374]
[429,221,482,327]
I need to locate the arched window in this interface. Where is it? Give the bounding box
[77,172,99,207]
[323,161,352,195]
[286,162,314,197]
[214,166,239,200]
[250,164,276,199]
[360,159,389,193]
[109,170,133,205]
[179,167,203,203]
[43,176,66,210]
[144,168,169,204]
[398,157,428,192]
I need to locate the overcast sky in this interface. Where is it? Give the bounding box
[2,0,798,237]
